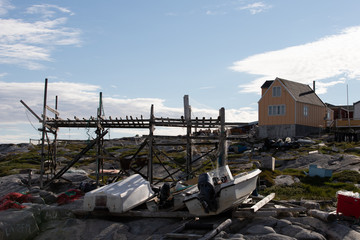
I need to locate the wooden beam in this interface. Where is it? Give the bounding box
[20,100,42,122]
[199,219,232,240]
[251,193,275,212]
[165,233,203,239]
[46,105,60,116]
[44,130,108,188]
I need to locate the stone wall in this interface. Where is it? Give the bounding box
[258,124,322,138]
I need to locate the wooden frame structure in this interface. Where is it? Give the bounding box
[21,79,247,188]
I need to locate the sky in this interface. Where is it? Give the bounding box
[1,0,360,143]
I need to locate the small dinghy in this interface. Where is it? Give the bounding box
[184,166,261,216]
[83,174,154,213]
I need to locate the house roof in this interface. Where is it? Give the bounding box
[326,103,354,111]
[261,78,325,107]
[277,78,325,106]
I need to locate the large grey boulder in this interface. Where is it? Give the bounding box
[294,229,326,240]
[34,218,129,240]
[285,217,330,236]
[40,205,76,222]
[326,222,360,240]
[0,174,29,197]
[279,225,306,238]
[0,209,39,240]
[274,175,300,186]
[246,225,276,235]
[243,233,296,240]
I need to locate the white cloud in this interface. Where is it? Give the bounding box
[26,4,74,18]
[0,3,80,70]
[0,72,7,78]
[0,0,14,16]
[206,10,227,16]
[230,26,360,94]
[237,2,272,15]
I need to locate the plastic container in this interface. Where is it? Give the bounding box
[337,193,360,218]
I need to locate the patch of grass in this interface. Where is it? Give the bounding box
[260,169,280,187]
[228,153,246,159]
[261,181,358,200]
[282,168,307,177]
[330,170,360,183]
[63,143,87,152]
[261,183,306,200]
[260,170,360,200]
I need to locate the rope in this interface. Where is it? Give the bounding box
[24,109,41,138]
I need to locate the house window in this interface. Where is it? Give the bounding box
[268,105,286,116]
[326,111,331,120]
[272,86,281,97]
[304,106,308,116]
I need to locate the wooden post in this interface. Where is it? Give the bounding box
[218,107,227,166]
[184,95,192,179]
[96,92,103,186]
[40,78,48,188]
[148,105,154,183]
[52,96,58,177]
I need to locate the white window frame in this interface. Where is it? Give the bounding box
[304,106,309,117]
[272,86,281,97]
[268,104,286,116]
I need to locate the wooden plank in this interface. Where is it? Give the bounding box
[46,105,59,116]
[165,233,203,239]
[199,219,232,240]
[251,193,275,212]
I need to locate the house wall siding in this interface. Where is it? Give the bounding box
[259,80,295,126]
[296,102,326,127]
[354,102,360,120]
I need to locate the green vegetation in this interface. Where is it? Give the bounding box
[2,139,360,200]
[262,181,358,200]
[330,170,360,183]
[0,147,41,176]
[259,169,360,200]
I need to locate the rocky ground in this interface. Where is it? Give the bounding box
[1,137,360,239]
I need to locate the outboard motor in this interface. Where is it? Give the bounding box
[159,182,173,209]
[197,173,217,213]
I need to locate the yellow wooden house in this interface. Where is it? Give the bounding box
[258,77,327,138]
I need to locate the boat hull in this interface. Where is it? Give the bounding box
[83,174,154,213]
[184,169,261,216]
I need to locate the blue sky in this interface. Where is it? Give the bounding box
[1,0,360,143]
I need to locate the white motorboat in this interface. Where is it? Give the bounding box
[83,174,154,213]
[184,166,261,216]
[146,182,198,212]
